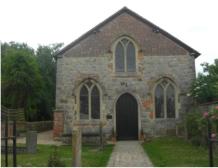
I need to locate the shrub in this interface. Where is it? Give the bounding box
[185,105,218,147]
[47,146,65,167]
[185,106,207,146]
[202,105,218,137]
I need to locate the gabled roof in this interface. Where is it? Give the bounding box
[56,7,200,58]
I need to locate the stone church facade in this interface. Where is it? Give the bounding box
[53,7,200,141]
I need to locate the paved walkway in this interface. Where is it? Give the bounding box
[107,141,153,167]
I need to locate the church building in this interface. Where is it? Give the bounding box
[53,7,200,141]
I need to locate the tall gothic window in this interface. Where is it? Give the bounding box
[79,80,101,120]
[115,37,136,72]
[154,79,176,119]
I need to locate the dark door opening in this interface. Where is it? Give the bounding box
[116,93,138,140]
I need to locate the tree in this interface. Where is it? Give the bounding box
[36,43,63,120]
[191,59,218,103]
[2,42,43,121]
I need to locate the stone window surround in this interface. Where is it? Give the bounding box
[153,78,179,119]
[76,79,103,121]
[112,36,139,77]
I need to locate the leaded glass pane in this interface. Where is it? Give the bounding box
[126,42,136,72]
[115,42,124,72]
[91,86,100,119]
[155,85,164,118]
[167,84,175,118]
[80,85,89,119]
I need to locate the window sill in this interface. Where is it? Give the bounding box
[154,118,178,121]
[111,72,141,78]
[74,119,103,127]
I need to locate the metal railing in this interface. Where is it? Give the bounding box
[207,118,218,167]
[1,106,24,167]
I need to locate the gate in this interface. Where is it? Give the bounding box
[1,106,23,167]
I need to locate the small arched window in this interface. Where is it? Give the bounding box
[154,79,176,119]
[115,37,136,72]
[79,80,101,120]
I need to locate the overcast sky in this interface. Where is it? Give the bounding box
[1,0,218,73]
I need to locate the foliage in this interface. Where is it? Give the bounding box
[191,59,218,103]
[1,42,43,121]
[185,105,218,146]
[185,106,207,146]
[47,146,65,167]
[1,144,114,167]
[143,136,218,167]
[35,43,63,120]
[1,42,63,121]
[202,106,218,138]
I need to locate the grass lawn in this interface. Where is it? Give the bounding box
[1,144,114,167]
[143,136,218,167]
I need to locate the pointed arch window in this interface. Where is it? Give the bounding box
[154,79,176,119]
[115,37,136,72]
[79,80,101,120]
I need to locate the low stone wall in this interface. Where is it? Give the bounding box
[1,121,53,138]
[61,132,106,145]
[1,146,27,154]
[1,121,26,137]
[27,121,53,132]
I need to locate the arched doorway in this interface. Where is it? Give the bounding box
[116,93,138,140]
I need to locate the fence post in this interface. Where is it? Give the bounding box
[72,128,81,167]
[5,114,8,167]
[13,120,17,167]
[99,122,103,150]
[207,119,213,167]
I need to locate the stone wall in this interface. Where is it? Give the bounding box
[54,11,196,140]
[55,53,195,138]
[27,121,53,132]
[1,121,53,137]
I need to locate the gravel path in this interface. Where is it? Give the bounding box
[107,141,153,167]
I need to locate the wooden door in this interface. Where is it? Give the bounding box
[116,93,138,140]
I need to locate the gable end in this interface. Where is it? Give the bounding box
[55,7,200,58]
